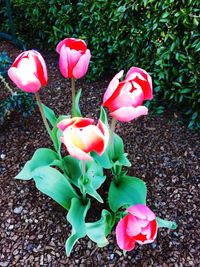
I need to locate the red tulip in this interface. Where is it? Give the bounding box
[116,204,157,251]
[103,67,153,122]
[8,50,48,93]
[56,38,91,79]
[57,117,109,161]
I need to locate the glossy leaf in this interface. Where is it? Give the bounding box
[66,198,90,256]
[33,166,78,210]
[42,103,57,127]
[156,217,177,229]
[108,175,147,212]
[86,209,114,247]
[16,148,59,180]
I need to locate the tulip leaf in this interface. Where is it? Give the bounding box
[83,175,106,203]
[91,147,113,169]
[156,217,177,229]
[84,161,105,202]
[51,123,62,153]
[108,175,147,212]
[42,103,57,127]
[32,166,78,210]
[65,198,90,256]
[72,88,82,117]
[15,148,59,180]
[86,209,114,247]
[100,106,109,127]
[62,156,82,183]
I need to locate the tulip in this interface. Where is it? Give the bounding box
[8,50,52,141]
[56,37,91,117]
[103,67,153,122]
[116,204,157,251]
[57,117,109,161]
[8,50,48,93]
[56,38,91,79]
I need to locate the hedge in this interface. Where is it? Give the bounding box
[1,0,199,128]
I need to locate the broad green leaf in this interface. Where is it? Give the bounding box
[16,148,59,180]
[33,166,78,210]
[156,217,177,229]
[72,88,82,117]
[100,106,109,127]
[108,175,147,212]
[86,209,114,247]
[63,156,82,184]
[42,103,57,127]
[66,198,90,256]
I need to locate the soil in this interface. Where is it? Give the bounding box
[0,42,200,267]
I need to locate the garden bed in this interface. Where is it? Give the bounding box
[0,47,200,266]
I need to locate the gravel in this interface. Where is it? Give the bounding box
[0,41,200,266]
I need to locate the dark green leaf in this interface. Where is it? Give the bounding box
[108,175,147,212]
[16,148,59,180]
[86,209,114,247]
[42,103,57,127]
[33,166,78,210]
[66,198,90,256]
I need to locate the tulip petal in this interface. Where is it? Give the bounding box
[8,66,41,93]
[72,49,91,79]
[97,120,109,153]
[116,217,136,251]
[127,205,156,221]
[68,49,82,77]
[150,220,158,240]
[81,125,105,155]
[57,117,94,132]
[62,129,93,161]
[126,215,141,236]
[110,106,148,122]
[56,38,87,54]
[116,216,136,251]
[103,70,124,104]
[59,45,69,78]
[126,67,153,100]
[31,50,48,85]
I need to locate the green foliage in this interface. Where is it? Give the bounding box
[108,174,147,212]
[16,148,59,180]
[156,217,177,229]
[65,198,90,256]
[33,166,79,210]
[0,91,36,125]
[0,52,12,77]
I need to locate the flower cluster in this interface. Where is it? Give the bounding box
[9,37,176,256]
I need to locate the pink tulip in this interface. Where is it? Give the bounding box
[116,204,157,251]
[57,117,109,161]
[8,50,48,93]
[56,38,91,79]
[103,67,153,122]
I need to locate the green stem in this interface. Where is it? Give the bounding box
[81,160,87,203]
[35,92,52,140]
[71,78,76,117]
[110,117,116,155]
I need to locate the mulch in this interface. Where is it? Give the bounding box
[0,41,200,267]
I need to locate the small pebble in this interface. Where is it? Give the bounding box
[0,154,6,160]
[13,206,23,214]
